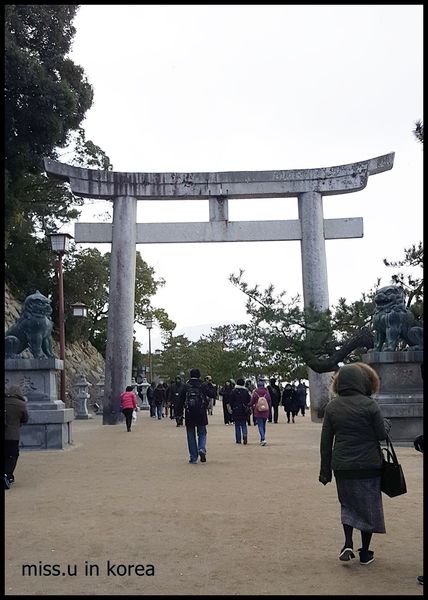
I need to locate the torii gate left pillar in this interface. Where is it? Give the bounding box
[44,153,394,424]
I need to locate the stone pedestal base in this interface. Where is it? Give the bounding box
[362,350,423,444]
[5,358,75,450]
[309,369,334,422]
[20,411,74,449]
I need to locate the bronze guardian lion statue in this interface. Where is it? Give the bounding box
[372,285,423,352]
[5,290,56,359]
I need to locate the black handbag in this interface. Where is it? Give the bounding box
[380,434,407,497]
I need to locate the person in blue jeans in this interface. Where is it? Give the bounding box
[176,368,216,463]
[227,378,251,444]
[153,382,166,420]
[249,378,271,446]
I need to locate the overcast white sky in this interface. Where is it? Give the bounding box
[65,4,423,352]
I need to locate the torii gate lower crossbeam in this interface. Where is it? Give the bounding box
[44,153,394,423]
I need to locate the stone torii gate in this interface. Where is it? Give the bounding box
[44,153,394,424]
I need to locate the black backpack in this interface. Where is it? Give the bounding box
[185,385,206,415]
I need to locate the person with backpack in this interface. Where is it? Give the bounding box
[176,368,216,464]
[248,378,272,446]
[227,377,251,444]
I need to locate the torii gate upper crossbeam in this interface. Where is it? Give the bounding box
[44,153,394,199]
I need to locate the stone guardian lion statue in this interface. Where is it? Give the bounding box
[5,290,56,359]
[372,285,423,352]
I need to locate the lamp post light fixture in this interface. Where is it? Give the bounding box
[144,317,154,383]
[71,302,88,318]
[48,232,73,403]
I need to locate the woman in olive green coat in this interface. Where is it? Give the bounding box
[319,363,390,565]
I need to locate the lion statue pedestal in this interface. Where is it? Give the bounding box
[5,358,75,450]
[362,350,423,445]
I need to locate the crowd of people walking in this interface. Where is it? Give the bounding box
[125,373,310,452]
[130,375,309,433]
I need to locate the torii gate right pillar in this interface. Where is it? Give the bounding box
[298,191,334,421]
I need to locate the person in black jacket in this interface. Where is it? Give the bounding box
[267,377,281,423]
[4,384,29,489]
[153,383,166,420]
[204,376,217,415]
[169,376,185,426]
[319,362,391,566]
[282,383,299,423]
[295,379,308,416]
[414,432,423,585]
[227,378,251,444]
[176,368,216,464]
[146,382,156,418]
[219,380,234,425]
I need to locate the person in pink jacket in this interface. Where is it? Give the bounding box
[120,386,138,432]
[249,378,271,446]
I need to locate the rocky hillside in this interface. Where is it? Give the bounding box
[5,282,105,409]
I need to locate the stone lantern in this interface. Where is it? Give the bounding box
[136,375,150,410]
[94,374,105,415]
[73,373,92,419]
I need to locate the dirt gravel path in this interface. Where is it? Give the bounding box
[5,409,423,596]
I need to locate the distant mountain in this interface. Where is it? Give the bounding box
[148,321,238,352]
[176,322,234,341]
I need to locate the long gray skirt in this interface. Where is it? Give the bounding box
[335,476,386,533]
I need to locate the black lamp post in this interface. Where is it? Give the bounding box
[48,233,74,402]
[144,317,153,383]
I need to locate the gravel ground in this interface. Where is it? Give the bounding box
[4,409,423,596]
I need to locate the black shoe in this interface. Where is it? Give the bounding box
[199,451,207,463]
[339,547,355,561]
[417,576,423,585]
[358,548,374,565]
[236,441,241,444]
[243,437,248,445]
[4,475,11,490]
